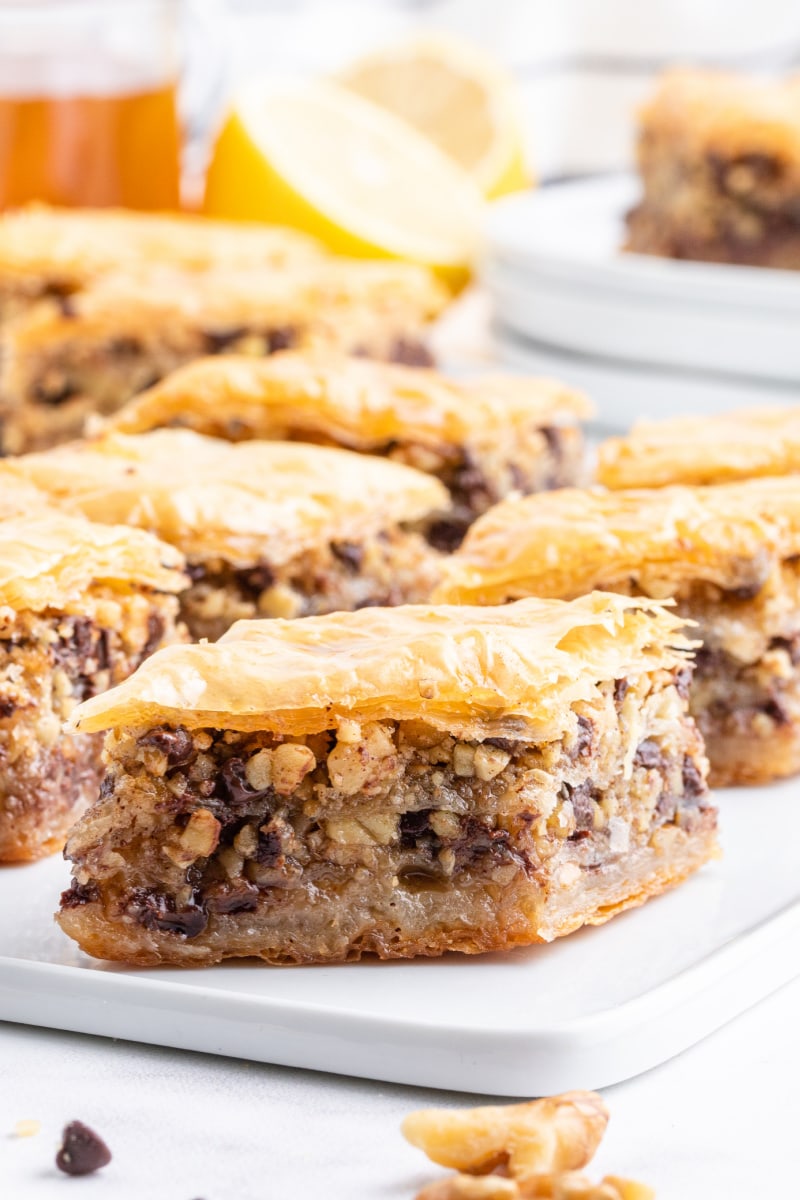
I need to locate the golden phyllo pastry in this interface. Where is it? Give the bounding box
[0,203,323,323]
[109,351,592,548]
[599,404,800,490]
[625,68,800,268]
[437,478,800,785]
[0,260,447,454]
[2,429,448,640]
[58,593,716,966]
[0,510,186,862]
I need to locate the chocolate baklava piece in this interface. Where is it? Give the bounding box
[0,203,323,324]
[2,429,448,640]
[109,351,592,549]
[0,261,447,453]
[599,404,800,490]
[625,69,800,268]
[437,478,800,786]
[0,511,185,861]
[57,593,716,966]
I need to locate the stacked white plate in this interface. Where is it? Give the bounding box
[483,176,800,430]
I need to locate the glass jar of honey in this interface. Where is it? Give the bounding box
[0,0,182,210]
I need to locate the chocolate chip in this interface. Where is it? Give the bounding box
[142,611,165,657]
[674,666,692,700]
[541,426,570,485]
[254,828,284,867]
[235,563,276,598]
[330,541,365,573]
[219,756,272,807]
[33,376,78,406]
[770,635,800,665]
[655,791,678,821]
[140,726,195,771]
[55,1121,111,1176]
[763,697,791,725]
[266,326,296,353]
[399,809,432,847]
[727,581,764,601]
[426,517,468,553]
[573,715,594,758]
[682,755,706,801]
[0,695,16,718]
[204,326,248,353]
[186,561,207,584]
[388,337,435,367]
[450,818,531,876]
[634,739,663,769]
[484,737,520,753]
[204,880,259,915]
[564,780,597,832]
[59,880,100,909]
[56,616,94,661]
[613,678,630,704]
[55,292,78,319]
[126,887,208,938]
[110,336,141,356]
[154,906,208,938]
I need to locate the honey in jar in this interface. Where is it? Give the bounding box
[0,85,181,210]
[0,0,182,211]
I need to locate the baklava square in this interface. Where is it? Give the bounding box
[625,68,800,268]
[0,510,186,861]
[0,203,323,324]
[437,478,800,786]
[1,429,448,640]
[0,261,446,453]
[57,593,716,966]
[108,351,592,549]
[598,404,800,490]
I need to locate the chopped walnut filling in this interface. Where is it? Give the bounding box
[582,558,800,785]
[1,324,435,454]
[0,590,180,861]
[393,425,586,552]
[179,529,442,640]
[59,665,714,956]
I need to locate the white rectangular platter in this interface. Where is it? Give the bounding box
[1,778,798,1097]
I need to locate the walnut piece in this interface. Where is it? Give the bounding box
[402,1092,609,1181]
[403,1092,654,1200]
[415,1173,654,1200]
[271,743,316,795]
[164,808,221,866]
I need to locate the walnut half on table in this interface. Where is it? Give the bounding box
[402,1092,654,1200]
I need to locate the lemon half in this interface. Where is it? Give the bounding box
[340,36,531,199]
[203,79,483,289]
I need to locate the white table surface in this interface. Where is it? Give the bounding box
[2,976,799,1198]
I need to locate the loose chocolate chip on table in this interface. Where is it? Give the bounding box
[55,1120,112,1176]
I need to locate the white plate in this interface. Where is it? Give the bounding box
[483,177,800,389]
[1,779,798,1096]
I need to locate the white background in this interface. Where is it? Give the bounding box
[2,978,799,1198]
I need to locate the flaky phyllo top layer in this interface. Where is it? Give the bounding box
[0,203,323,286]
[637,68,800,162]
[3,258,447,350]
[0,512,185,611]
[70,593,693,741]
[435,477,800,604]
[0,430,448,566]
[599,405,800,490]
[108,351,592,445]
